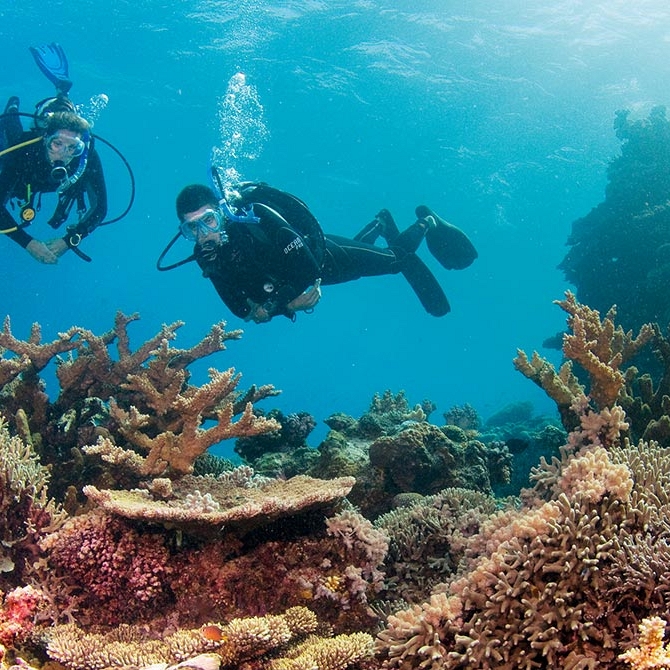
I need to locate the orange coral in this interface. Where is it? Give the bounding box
[620,617,670,669]
[514,292,653,431]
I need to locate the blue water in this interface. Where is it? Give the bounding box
[2,1,667,448]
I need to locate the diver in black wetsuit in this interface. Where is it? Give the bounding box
[159,179,478,323]
[0,43,108,264]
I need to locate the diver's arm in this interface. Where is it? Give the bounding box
[61,148,108,246]
[0,157,34,248]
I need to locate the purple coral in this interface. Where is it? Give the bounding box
[41,510,172,625]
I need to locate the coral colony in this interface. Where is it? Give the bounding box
[0,292,668,670]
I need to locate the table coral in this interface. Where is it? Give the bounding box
[82,473,355,535]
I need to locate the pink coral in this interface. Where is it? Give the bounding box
[0,585,47,648]
[41,509,171,625]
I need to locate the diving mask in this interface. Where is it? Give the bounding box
[46,131,86,158]
[179,208,227,242]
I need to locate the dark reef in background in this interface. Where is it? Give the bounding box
[560,106,670,332]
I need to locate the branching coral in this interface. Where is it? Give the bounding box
[0,313,281,489]
[44,606,319,669]
[374,488,498,603]
[619,617,670,669]
[374,392,670,670]
[514,291,653,431]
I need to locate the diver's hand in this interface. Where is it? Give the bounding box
[287,278,322,313]
[245,301,272,324]
[45,238,69,259]
[26,239,58,264]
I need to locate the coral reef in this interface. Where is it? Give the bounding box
[44,606,374,670]
[308,392,511,517]
[0,314,280,491]
[560,106,670,331]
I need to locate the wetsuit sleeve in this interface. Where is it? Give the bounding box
[0,150,34,248]
[62,147,108,246]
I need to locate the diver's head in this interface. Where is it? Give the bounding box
[176,184,228,246]
[44,112,89,168]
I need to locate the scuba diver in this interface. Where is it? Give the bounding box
[0,43,108,264]
[158,172,478,323]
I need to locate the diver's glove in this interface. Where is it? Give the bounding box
[26,239,59,264]
[287,278,322,314]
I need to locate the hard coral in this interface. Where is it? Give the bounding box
[42,607,370,670]
[620,617,670,669]
[514,291,653,431]
[40,509,172,625]
[0,314,280,492]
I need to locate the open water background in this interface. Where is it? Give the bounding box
[2,1,670,448]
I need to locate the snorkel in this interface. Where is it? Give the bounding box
[210,165,260,224]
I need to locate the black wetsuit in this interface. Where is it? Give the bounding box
[0,130,107,251]
[195,206,419,321]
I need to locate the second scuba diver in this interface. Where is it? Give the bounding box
[158,172,478,322]
[0,43,107,264]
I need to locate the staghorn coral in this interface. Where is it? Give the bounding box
[99,366,280,477]
[619,617,670,669]
[0,314,280,493]
[514,291,653,431]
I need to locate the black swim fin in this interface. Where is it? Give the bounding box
[415,205,478,270]
[29,43,72,94]
[401,252,451,316]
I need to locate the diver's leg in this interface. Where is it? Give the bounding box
[353,209,400,245]
[321,235,449,316]
[321,235,400,284]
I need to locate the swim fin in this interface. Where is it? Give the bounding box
[29,43,72,94]
[415,205,478,270]
[401,252,451,316]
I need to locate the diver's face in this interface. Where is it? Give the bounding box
[46,130,84,166]
[182,205,225,245]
